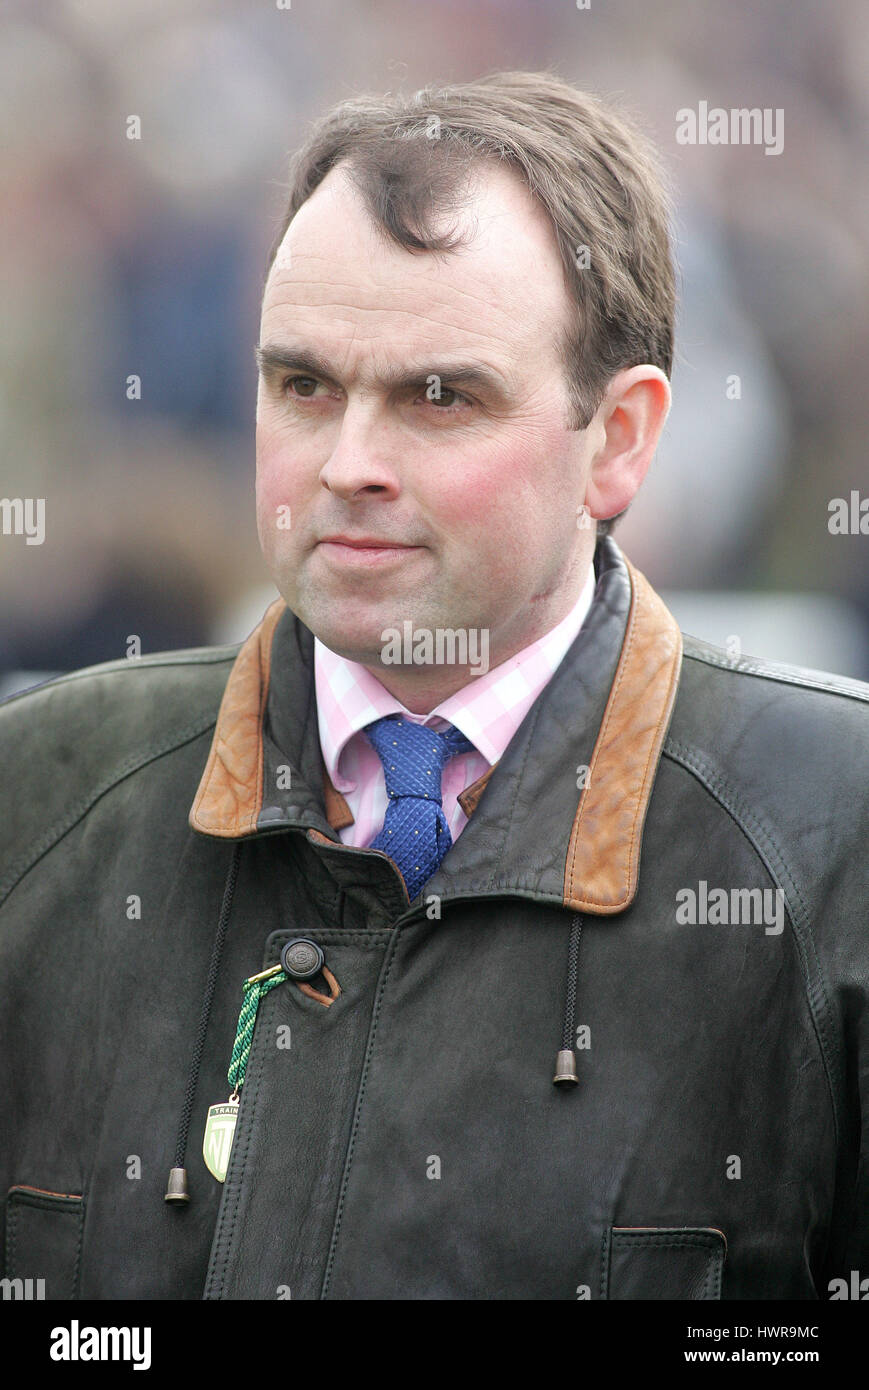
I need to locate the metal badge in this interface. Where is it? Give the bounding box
[202,1096,239,1183]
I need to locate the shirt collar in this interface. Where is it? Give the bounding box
[315,565,597,790]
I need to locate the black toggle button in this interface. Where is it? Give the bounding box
[281,938,325,980]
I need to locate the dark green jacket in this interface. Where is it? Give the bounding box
[2,537,868,1300]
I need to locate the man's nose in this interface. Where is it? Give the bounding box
[318,402,400,500]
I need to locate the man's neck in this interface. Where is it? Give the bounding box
[356,562,597,715]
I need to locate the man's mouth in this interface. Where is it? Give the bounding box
[316,535,424,566]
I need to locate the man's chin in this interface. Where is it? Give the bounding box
[312,630,396,670]
[291,606,397,668]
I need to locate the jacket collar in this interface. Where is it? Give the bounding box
[189,538,682,916]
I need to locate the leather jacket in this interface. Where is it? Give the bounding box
[2,536,867,1299]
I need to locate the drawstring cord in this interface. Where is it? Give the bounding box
[553,915,584,1086]
[164,843,242,1203]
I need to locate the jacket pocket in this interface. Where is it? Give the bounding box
[603,1226,726,1300]
[5,1185,85,1300]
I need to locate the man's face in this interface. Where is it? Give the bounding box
[255,159,599,687]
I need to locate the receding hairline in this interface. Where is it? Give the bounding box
[265,150,563,286]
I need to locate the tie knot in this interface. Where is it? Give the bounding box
[365,715,474,804]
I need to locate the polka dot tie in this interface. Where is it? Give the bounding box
[365,714,475,901]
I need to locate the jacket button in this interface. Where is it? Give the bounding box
[280,938,325,979]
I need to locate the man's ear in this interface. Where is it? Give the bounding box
[583,366,671,523]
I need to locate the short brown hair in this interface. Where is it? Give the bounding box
[266,70,676,539]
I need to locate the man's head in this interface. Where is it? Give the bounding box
[255,72,675,708]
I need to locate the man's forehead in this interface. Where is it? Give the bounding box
[261,160,569,342]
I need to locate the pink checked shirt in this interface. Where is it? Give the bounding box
[314,566,596,847]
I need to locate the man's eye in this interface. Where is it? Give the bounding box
[424,387,472,412]
[282,376,320,398]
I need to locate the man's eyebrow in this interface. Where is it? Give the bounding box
[254,342,512,397]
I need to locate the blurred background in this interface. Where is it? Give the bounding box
[2,0,868,698]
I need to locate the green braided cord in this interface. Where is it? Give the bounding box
[227,971,287,1091]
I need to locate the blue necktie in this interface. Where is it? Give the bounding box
[365,715,475,900]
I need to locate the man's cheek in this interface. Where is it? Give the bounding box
[447,475,527,553]
[255,473,276,545]
[256,480,295,569]
[256,451,302,534]
[440,463,512,528]
[255,417,308,490]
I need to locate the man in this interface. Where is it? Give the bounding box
[1,72,867,1302]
